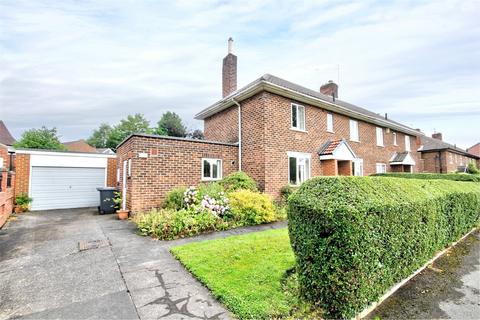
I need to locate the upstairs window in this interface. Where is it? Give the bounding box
[405,135,411,151]
[202,158,222,181]
[376,127,384,146]
[327,113,334,132]
[291,103,306,131]
[393,132,397,145]
[349,119,359,142]
[288,152,311,186]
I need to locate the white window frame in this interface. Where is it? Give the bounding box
[376,127,384,147]
[353,158,364,176]
[376,163,387,174]
[405,135,411,151]
[326,113,334,132]
[349,119,359,142]
[287,152,311,186]
[127,159,132,177]
[291,103,306,132]
[201,158,222,181]
[393,132,397,146]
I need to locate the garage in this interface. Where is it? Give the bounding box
[15,150,117,211]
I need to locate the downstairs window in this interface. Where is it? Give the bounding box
[288,152,311,186]
[202,158,222,181]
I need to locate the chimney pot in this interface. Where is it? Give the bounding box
[320,81,338,99]
[222,37,237,98]
[432,132,443,141]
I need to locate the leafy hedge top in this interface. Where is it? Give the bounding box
[219,171,258,192]
[288,176,480,319]
[372,172,480,182]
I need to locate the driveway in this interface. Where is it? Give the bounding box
[0,208,232,320]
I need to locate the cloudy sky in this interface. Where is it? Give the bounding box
[1,0,479,148]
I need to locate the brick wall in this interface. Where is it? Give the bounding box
[14,153,30,197]
[204,106,239,143]
[0,145,14,227]
[421,150,477,173]
[338,160,352,176]
[116,135,238,213]
[467,143,480,157]
[106,158,117,187]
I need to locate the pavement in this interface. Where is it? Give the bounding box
[367,229,480,319]
[0,208,286,320]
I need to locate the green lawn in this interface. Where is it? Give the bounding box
[171,228,308,319]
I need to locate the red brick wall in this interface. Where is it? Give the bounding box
[106,158,117,187]
[14,153,30,197]
[204,106,239,143]
[322,159,337,176]
[116,135,238,213]
[0,145,14,227]
[338,160,352,176]
[467,143,480,157]
[421,150,477,173]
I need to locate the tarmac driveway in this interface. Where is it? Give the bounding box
[0,208,230,320]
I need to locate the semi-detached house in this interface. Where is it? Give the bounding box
[117,40,422,213]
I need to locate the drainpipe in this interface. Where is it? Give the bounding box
[231,98,242,171]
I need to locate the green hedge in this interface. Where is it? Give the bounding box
[288,177,480,319]
[372,172,480,182]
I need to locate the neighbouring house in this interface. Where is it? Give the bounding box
[0,143,15,227]
[117,39,423,213]
[0,120,16,146]
[419,133,479,173]
[63,139,98,153]
[97,148,115,154]
[467,142,480,157]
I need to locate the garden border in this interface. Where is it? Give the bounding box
[358,227,478,319]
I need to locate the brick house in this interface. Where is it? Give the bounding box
[419,133,480,173]
[117,39,424,213]
[0,143,15,227]
[63,139,98,153]
[467,142,480,157]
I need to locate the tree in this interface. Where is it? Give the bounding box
[14,126,66,150]
[188,129,204,140]
[155,111,187,137]
[87,123,112,148]
[106,114,151,149]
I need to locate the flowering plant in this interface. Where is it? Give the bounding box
[183,186,198,207]
[200,192,230,217]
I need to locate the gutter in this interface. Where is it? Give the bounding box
[231,98,242,171]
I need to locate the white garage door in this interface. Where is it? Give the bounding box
[30,166,106,210]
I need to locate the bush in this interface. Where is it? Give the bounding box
[280,185,298,203]
[220,171,258,192]
[372,172,480,182]
[467,162,479,174]
[15,193,33,210]
[197,182,225,200]
[163,186,187,210]
[288,176,480,319]
[228,189,276,225]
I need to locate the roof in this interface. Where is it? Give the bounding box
[419,136,480,159]
[0,121,16,146]
[96,148,115,154]
[318,139,343,155]
[195,74,421,136]
[389,151,416,166]
[62,139,97,153]
[390,151,409,163]
[116,133,239,150]
[317,138,357,160]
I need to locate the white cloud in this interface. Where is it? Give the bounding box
[0,0,479,148]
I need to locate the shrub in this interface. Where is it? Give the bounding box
[229,189,276,225]
[372,172,480,182]
[197,182,225,200]
[467,162,479,174]
[288,176,480,319]
[15,193,33,210]
[280,185,298,203]
[220,171,258,192]
[163,186,187,210]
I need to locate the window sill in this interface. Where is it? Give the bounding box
[377,145,384,148]
[327,130,334,134]
[350,139,360,143]
[201,178,222,182]
[290,127,308,133]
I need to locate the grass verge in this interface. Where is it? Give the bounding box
[171,228,318,319]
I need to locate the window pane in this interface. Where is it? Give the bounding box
[203,160,211,178]
[289,157,297,185]
[291,105,297,128]
[298,106,305,130]
[327,113,333,131]
[212,162,218,178]
[350,120,358,141]
[305,158,310,180]
[405,136,410,151]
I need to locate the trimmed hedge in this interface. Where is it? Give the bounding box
[372,172,480,182]
[288,177,480,319]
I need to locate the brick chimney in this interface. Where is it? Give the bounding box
[432,132,443,141]
[222,37,237,98]
[320,80,338,99]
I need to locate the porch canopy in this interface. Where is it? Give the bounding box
[318,139,357,161]
[390,152,416,166]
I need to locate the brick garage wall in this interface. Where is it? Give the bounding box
[0,145,14,227]
[230,92,419,198]
[204,106,239,143]
[14,153,30,197]
[106,158,117,187]
[117,135,238,213]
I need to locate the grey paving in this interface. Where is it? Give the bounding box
[0,208,287,320]
[367,229,480,319]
